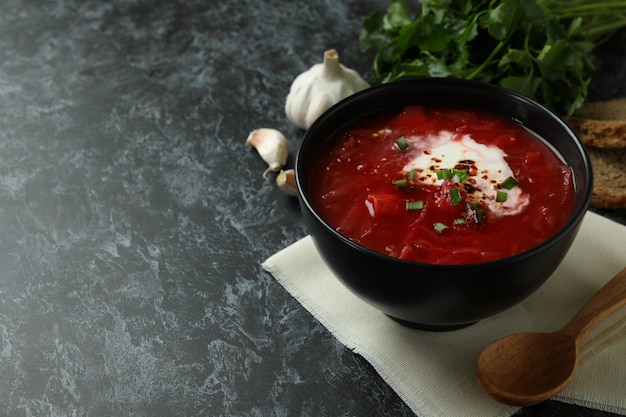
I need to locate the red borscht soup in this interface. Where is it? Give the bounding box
[308,106,576,265]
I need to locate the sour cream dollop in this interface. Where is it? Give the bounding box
[402,131,529,215]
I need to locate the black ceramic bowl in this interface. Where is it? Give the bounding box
[296,78,593,331]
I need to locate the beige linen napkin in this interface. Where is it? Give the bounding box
[262,211,626,417]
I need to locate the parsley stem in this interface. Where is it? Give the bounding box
[584,18,626,39]
[541,1,626,14]
[467,41,505,80]
[538,0,626,39]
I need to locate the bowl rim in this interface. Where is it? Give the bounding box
[296,77,594,269]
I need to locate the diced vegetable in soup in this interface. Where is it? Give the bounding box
[309,106,576,265]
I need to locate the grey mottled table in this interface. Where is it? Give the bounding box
[0,1,624,416]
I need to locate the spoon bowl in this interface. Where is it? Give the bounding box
[476,266,626,406]
[477,332,577,405]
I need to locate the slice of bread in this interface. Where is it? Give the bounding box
[563,98,626,148]
[586,147,626,209]
[562,99,626,209]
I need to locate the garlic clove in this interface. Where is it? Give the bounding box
[246,128,289,175]
[275,169,298,197]
[285,49,370,130]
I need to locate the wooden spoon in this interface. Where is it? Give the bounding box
[476,266,626,406]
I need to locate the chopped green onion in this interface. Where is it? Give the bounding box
[436,168,453,180]
[395,136,409,151]
[434,222,448,233]
[453,218,467,225]
[449,188,462,206]
[405,200,424,211]
[453,169,468,183]
[496,190,508,203]
[406,169,417,180]
[501,176,519,190]
[473,207,485,224]
[436,168,468,183]
[392,178,408,187]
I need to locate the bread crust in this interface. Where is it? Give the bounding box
[563,98,626,148]
[564,117,626,148]
[572,98,626,120]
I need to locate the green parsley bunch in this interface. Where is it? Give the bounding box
[360,0,626,115]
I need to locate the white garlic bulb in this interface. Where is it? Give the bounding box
[285,49,370,129]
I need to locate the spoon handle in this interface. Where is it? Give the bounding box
[561,266,626,344]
